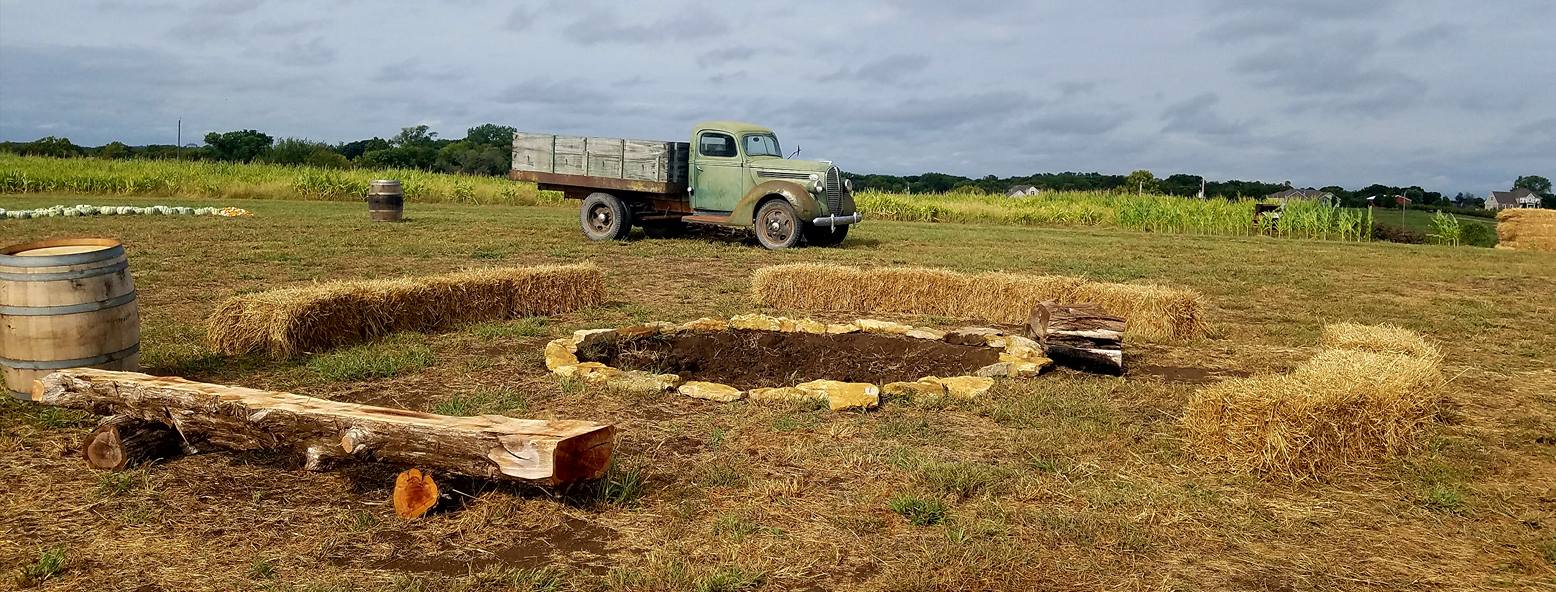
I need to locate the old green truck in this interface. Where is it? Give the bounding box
[510,121,861,249]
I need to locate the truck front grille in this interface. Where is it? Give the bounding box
[825,167,843,213]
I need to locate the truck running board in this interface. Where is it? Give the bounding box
[683,213,733,225]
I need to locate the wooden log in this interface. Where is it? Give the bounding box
[394,468,440,520]
[34,369,614,485]
[1028,302,1126,376]
[83,415,191,471]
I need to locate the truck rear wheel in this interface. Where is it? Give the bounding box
[580,193,631,241]
[755,200,802,250]
[803,224,849,247]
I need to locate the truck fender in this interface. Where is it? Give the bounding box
[730,180,822,225]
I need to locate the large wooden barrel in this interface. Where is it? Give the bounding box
[0,238,140,400]
[368,179,404,222]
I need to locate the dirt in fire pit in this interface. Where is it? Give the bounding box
[577,329,1001,390]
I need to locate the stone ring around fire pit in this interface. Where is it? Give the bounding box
[543,314,1053,412]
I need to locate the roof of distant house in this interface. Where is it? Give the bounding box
[1490,188,1535,206]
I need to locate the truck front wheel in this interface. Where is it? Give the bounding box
[754,200,802,250]
[580,193,631,241]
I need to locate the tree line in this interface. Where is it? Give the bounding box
[0,124,517,176]
[3,127,1551,209]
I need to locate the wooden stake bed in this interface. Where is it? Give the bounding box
[34,369,614,485]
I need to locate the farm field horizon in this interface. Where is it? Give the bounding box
[1,194,1552,591]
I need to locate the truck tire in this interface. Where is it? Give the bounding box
[803,224,849,247]
[580,193,631,241]
[754,199,802,250]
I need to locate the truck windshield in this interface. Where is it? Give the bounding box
[744,134,782,158]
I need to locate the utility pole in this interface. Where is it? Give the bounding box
[176,119,182,159]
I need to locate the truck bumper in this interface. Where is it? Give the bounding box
[811,213,862,227]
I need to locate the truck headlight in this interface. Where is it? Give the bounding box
[811,181,824,193]
[843,179,853,192]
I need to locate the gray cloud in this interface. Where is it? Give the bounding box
[1,1,1551,194]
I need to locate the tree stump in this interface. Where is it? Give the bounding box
[1027,302,1126,375]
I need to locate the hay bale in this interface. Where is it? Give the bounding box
[1319,322,1441,361]
[1496,208,1556,252]
[750,263,1205,342]
[1183,324,1444,480]
[207,264,605,357]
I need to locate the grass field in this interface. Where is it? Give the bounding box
[2,194,1554,591]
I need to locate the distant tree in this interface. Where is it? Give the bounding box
[1123,170,1159,194]
[263,138,349,168]
[434,141,508,175]
[1514,175,1552,195]
[19,136,83,158]
[97,141,131,160]
[359,145,437,169]
[463,123,517,150]
[1160,174,1204,197]
[391,125,438,147]
[337,137,391,160]
[203,129,274,162]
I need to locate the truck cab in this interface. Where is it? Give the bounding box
[511,120,860,249]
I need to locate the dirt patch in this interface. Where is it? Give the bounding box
[578,330,999,390]
[1131,364,1251,385]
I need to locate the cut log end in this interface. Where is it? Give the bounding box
[394,468,440,520]
[82,416,185,471]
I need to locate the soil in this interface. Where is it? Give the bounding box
[578,330,1000,390]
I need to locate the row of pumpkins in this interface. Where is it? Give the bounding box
[0,205,252,219]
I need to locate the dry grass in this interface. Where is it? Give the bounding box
[750,263,1206,341]
[206,264,604,357]
[1496,208,1556,252]
[1183,324,1445,481]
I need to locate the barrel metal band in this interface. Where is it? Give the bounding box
[0,291,137,316]
[0,343,140,370]
[0,259,129,282]
[0,245,124,268]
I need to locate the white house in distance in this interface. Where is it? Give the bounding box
[1488,188,1541,210]
[1005,184,1041,197]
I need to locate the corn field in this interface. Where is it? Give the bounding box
[0,154,563,206]
[855,190,1373,241]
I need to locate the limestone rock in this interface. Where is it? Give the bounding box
[748,386,822,403]
[935,376,995,398]
[974,362,1013,378]
[796,380,880,411]
[572,328,617,350]
[679,317,728,332]
[609,371,681,395]
[857,319,913,335]
[825,323,861,334]
[730,313,783,331]
[554,362,622,382]
[795,319,829,334]
[614,323,663,339]
[906,327,947,340]
[678,381,744,402]
[544,338,579,370]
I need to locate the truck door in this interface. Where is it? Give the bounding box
[691,131,745,213]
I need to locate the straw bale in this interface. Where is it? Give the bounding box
[750,263,1205,342]
[1496,208,1556,252]
[207,264,604,357]
[1183,324,1444,480]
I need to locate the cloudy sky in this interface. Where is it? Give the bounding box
[1,0,1551,193]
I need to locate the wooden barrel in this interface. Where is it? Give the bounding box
[368,179,404,222]
[0,238,140,400]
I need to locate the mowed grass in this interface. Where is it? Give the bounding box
[1,194,1554,591]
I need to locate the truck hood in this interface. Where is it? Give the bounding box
[749,157,835,174]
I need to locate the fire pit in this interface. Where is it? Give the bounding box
[544,314,1051,411]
